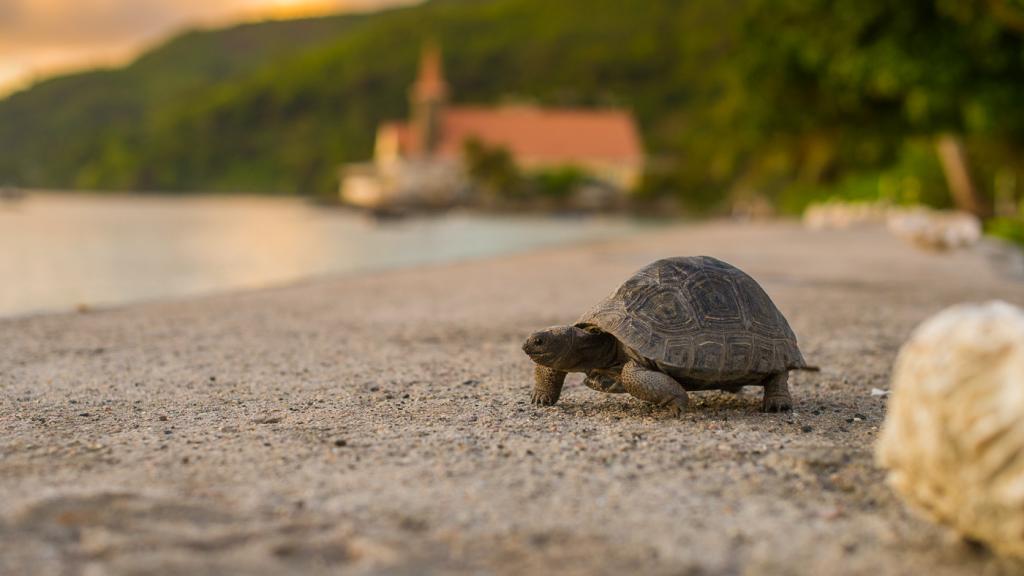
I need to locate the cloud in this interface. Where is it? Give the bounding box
[0,0,414,95]
[0,0,241,47]
[0,1,21,22]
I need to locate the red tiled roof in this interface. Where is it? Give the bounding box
[391,105,643,165]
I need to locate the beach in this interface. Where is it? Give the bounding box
[2,220,1023,575]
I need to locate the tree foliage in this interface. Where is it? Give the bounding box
[2,0,1024,221]
[463,138,522,198]
[725,0,1024,212]
[0,0,735,196]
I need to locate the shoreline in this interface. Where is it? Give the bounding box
[2,221,1023,575]
[0,197,651,319]
[0,222,646,322]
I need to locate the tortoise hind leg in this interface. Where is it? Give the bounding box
[621,361,689,418]
[762,372,792,412]
[584,371,627,394]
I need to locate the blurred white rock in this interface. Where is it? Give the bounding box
[731,194,776,221]
[803,200,982,251]
[886,207,981,251]
[802,200,890,230]
[876,301,1024,559]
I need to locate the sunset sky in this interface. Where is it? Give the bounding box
[0,0,415,96]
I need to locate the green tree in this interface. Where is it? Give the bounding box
[462,138,523,198]
[728,0,1024,215]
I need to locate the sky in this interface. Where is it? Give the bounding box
[0,0,414,96]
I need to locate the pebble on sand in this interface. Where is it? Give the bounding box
[253,415,282,424]
[876,301,1024,559]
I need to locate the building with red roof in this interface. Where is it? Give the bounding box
[340,45,644,209]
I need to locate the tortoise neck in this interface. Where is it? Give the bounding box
[573,333,621,371]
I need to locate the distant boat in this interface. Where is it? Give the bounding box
[0,185,26,203]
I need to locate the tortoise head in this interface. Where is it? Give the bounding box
[522,324,614,371]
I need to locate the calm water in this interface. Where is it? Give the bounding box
[0,193,646,317]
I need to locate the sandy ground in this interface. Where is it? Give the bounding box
[2,221,1023,576]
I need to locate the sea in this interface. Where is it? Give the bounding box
[0,192,648,317]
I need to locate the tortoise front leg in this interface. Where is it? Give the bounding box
[532,365,567,406]
[621,361,689,417]
[762,372,792,412]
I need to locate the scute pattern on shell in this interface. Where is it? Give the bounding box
[577,256,805,380]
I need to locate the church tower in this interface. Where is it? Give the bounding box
[409,43,448,157]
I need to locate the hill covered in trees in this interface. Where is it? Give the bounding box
[3,0,1024,220]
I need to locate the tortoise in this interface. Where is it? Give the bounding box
[522,256,817,416]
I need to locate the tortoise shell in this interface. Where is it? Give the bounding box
[577,256,806,381]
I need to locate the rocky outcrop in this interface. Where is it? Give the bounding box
[877,301,1024,558]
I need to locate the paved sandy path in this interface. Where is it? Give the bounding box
[1,221,1022,575]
